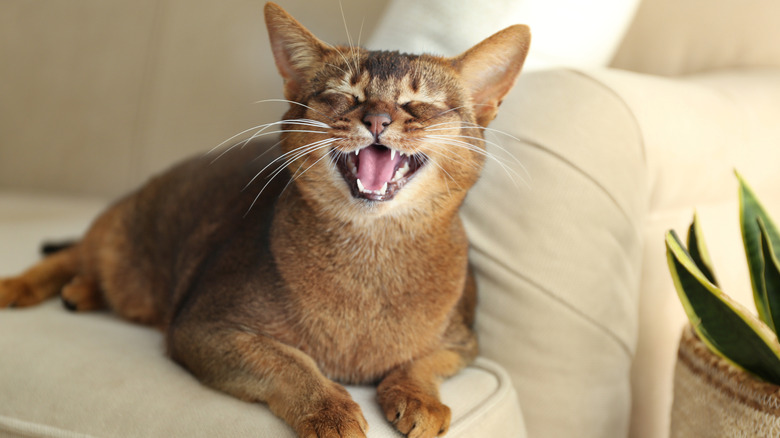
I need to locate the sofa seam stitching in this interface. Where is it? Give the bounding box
[472,246,634,357]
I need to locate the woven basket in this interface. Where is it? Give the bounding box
[671,325,780,437]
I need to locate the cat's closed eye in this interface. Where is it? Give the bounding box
[316,91,362,115]
[401,101,446,121]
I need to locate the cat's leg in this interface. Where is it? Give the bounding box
[377,268,478,438]
[0,246,80,308]
[61,275,104,311]
[168,321,369,438]
[377,325,477,438]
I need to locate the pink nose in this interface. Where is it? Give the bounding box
[363,113,392,138]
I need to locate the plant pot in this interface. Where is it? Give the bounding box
[671,325,780,436]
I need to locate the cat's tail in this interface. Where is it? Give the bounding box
[0,244,81,308]
[41,239,78,256]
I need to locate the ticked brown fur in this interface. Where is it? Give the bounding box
[0,4,529,438]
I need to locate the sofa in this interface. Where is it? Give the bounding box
[2,0,779,437]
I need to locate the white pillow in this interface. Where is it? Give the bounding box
[367,0,641,71]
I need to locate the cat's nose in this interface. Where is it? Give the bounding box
[363,113,392,139]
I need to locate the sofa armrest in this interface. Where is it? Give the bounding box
[587,67,780,438]
[468,65,780,438]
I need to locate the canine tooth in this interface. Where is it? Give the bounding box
[379,182,388,195]
[356,178,366,193]
[390,149,396,160]
[392,169,402,182]
[355,148,360,156]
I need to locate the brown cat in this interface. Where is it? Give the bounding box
[0,3,529,437]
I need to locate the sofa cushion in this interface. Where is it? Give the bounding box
[0,191,525,438]
[462,69,647,438]
[612,0,780,75]
[368,0,640,71]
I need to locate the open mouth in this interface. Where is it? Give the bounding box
[335,144,426,202]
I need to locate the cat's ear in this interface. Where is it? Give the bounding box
[264,3,329,100]
[452,25,531,127]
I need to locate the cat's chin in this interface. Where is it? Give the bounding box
[334,144,426,202]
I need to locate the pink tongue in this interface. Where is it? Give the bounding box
[357,146,401,191]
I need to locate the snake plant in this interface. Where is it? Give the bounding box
[666,173,780,384]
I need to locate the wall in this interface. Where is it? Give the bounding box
[0,0,388,197]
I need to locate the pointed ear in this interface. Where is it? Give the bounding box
[264,2,329,100]
[453,25,530,126]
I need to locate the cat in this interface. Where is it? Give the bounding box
[0,3,529,437]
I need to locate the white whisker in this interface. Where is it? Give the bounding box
[416,136,529,190]
[253,99,335,121]
[330,44,356,77]
[428,158,460,196]
[268,140,335,182]
[428,135,531,178]
[414,139,484,175]
[210,128,329,164]
[338,0,361,75]
[248,140,283,165]
[356,17,365,51]
[352,21,364,75]
[423,122,525,145]
[244,138,338,216]
[206,124,272,156]
[325,62,351,77]
[211,119,328,154]
[245,138,337,191]
[284,140,344,193]
[420,119,530,184]
[421,121,467,130]
[422,105,471,123]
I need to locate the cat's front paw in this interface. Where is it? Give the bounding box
[295,386,368,438]
[378,384,451,438]
[0,277,33,308]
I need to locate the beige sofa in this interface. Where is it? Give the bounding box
[2,0,780,437]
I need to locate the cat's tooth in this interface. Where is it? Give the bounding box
[399,161,410,176]
[379,182,388,195]
[390,149,396,160]
[356,178,366,193]
[355,148,360,157]
[391,160,412,182]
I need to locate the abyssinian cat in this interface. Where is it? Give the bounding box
[0,3,529,437]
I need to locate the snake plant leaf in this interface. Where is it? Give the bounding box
[666,230,780,384]
[686,212,718,286]
[758,218,780,334]
[738,171,780,331]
